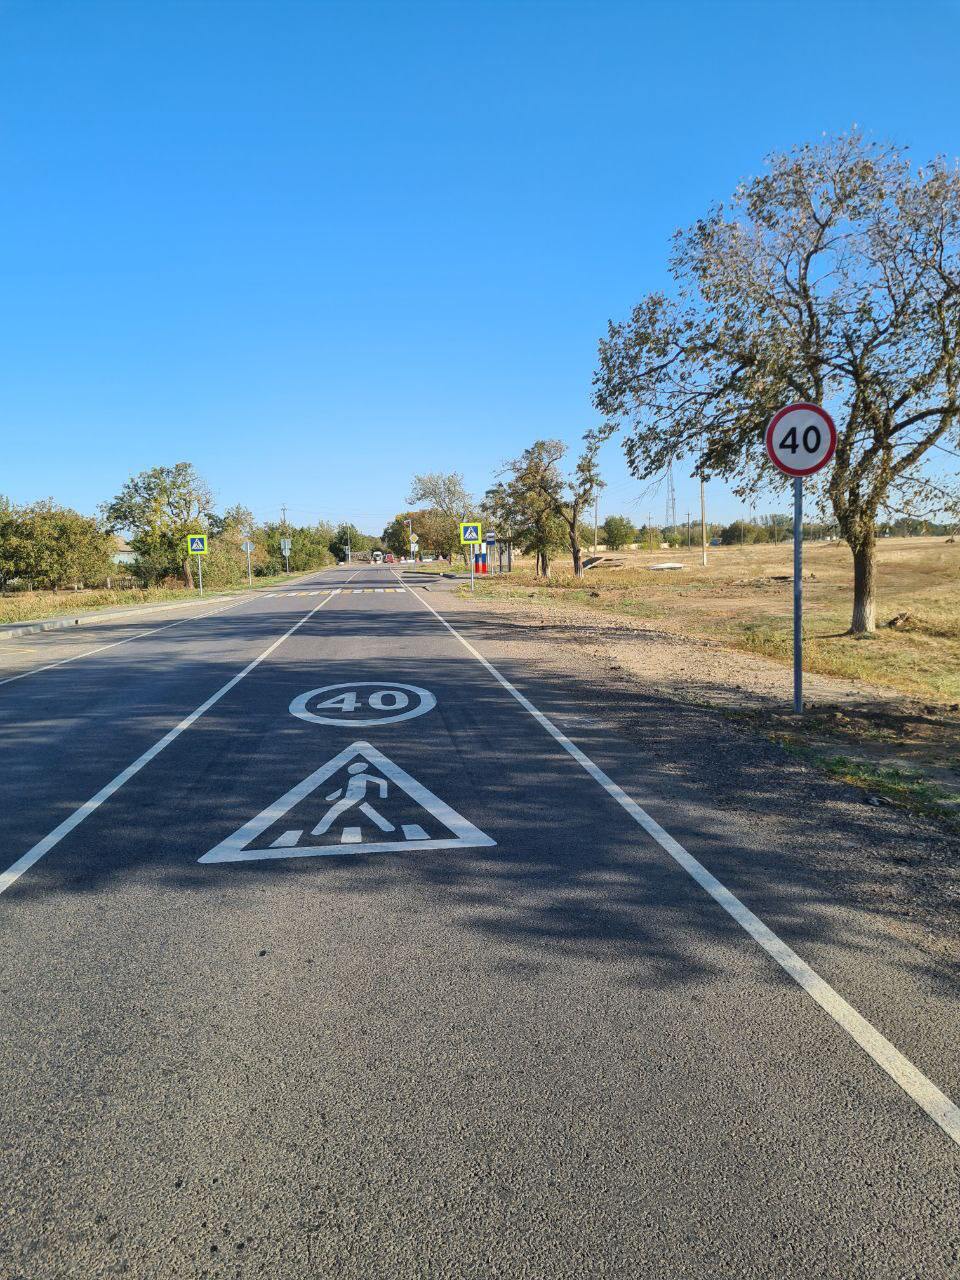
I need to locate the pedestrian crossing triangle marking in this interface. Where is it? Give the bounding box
[198,741,496,863]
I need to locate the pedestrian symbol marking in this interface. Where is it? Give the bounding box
[459,521,482,545]
[198,741,496,863]
[187,534,207,555]
[290,681,436,727]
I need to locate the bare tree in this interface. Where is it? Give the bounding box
[593,134,960,632]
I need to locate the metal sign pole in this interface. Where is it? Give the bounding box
[246,545,252,586]
[793,476,803,714]
[197,554,204,598]
[470,543,475,592]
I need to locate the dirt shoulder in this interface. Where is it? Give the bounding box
[457,588,960,826]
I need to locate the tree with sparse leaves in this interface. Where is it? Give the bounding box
[407,472,475,564]
[484,478,565,577]
[501,436,603,577]
[594,134,960,633]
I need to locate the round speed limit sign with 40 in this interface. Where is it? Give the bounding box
[765,402,837,477]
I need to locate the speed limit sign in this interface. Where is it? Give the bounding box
[765,402,837,476]
[765,401,837,718]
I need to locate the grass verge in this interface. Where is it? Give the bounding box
[0,570,329,626]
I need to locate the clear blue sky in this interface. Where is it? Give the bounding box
[2,0,958,533]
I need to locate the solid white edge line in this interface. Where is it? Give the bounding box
[0,567,340,689]
[0,576,354,897]
[395,569,960,1149]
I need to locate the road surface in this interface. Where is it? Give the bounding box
[1,563,958,1278]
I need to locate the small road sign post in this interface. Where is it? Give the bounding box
[765,403,837,714]
[280,537,292,574]
[459,522,482,593]
[241,538,254,586]
[187,534,208,597]
[409,532,418,562]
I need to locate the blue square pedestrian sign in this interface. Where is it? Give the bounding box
[459,521,482,545]
[187,534,208,555]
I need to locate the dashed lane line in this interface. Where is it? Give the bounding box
[0,577,357,897]
[397,569,960,1150]
[262,588,407,597]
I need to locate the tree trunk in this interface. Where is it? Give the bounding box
[182,556,194,589]
[850,534,876,634]
[570,534,582,577]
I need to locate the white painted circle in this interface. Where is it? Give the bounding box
[290,681,436,726]
[765,403,837,477]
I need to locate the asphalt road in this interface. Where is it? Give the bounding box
[1,563,958,1278]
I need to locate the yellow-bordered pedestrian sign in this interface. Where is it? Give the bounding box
[459,521,482,545]
[187,534,208,555]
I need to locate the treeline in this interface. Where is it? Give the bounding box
[0,463,381,593]
[0,499,115,591]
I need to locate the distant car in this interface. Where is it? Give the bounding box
[384,552,395,563]
[371,550,383,563]
[422,556,434,563]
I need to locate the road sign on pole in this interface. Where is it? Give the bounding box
[186,534,207,596]
[241,538,254,586]
[765,403,837,715]
[280,537,292,574]
[459,522,482,545]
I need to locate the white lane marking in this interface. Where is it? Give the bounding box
[0,570,340,690]
[0,584,350,897]
[398,570,960,1149]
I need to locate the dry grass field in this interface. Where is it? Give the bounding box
[474,536,960,704]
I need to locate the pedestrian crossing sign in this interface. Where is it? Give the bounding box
[187,534,208,555]
[459,522,482,545]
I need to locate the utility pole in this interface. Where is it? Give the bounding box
[593,494,599,553]
[648,513,653,552]
[665,462,677,538]
[700,474,707,567]
[686,512,691,549]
